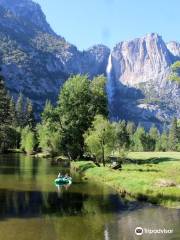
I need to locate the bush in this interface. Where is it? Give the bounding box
[21,126,36,154]
[37,123,61,156]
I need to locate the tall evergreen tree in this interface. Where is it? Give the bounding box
[126,121,136,149]
[26,98,35,129]
[16,93,25,128]
[169,117,178,151]
[0,69,14,151]
[149,124,160,151]
[9,96,17,124]
[0,71,11,125]
[156,129,168,152]
[114,120,130,151]
[133,126,147,151]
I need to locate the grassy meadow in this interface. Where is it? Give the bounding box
[72,152,180,208]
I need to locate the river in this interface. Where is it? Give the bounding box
[0,154,179,240]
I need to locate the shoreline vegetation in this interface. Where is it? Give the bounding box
[1,70,180,209]
[71,152,180,209]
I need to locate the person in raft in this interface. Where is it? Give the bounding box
[64,173,69,179]
[57,172,61,178]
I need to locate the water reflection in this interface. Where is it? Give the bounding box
[0,188,130,219]
[106,207,180,240]
[56,183,72,198]
[0,154,179,240]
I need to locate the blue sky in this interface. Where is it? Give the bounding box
[35,0,180,50]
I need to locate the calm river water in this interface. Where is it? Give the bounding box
[0,154,179,240]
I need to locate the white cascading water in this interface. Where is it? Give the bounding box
[106,53,114,114]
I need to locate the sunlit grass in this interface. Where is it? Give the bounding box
[72,152,180,208]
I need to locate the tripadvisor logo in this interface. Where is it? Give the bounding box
[135,226,174,236]
[135,227,143,236]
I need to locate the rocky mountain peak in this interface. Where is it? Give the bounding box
[112,33,173,86]
[0,0,54,34]
[0,1,110,117]
[85,44,110,67]
[109,33,180,128]
[167,41,180,57]
[0,1,179,129]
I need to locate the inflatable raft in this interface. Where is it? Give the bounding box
[54,176,72,185]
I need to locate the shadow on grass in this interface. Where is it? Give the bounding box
[136,192,180,205]
[126,169,160,172]
[78,163,95,173]
[126,157,176,165]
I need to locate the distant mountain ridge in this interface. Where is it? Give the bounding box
[0,0,110,114]
[0,0,54,34]
[108,33,180,128]
[0,0,179,128]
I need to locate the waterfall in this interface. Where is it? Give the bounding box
[106,53,112,76]
[104,225,110,240]
[106,53,113,115]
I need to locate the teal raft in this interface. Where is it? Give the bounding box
[54,177,72,185]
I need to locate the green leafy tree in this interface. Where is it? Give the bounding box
[90,75,108,117]
[56,75,108,159]
[126,121,136,137]
[21,126,36,154]
[37,100,61,155]
[84,115,115,166]
[37,123,61,156]
[57,75,92,159]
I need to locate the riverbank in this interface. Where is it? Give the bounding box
[71,152,180,208]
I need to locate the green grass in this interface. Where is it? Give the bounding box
[7,149,23,153]
[72,152,180,208]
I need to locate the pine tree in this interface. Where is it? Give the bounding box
[9,96,17,124]
[26,98,35,129]
[114,120,130,150]
[149,124,160,151]
[0,72,11,125]
[16,93,25,128]
[0,70,13,151]
[126,121,136,149]
[158,129,168,152]
[169,117,178,151]
[133,126,147,151]
[41,100,55,123]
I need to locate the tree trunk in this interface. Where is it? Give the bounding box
[102,145,105,166]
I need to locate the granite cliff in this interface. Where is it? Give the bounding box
[0,0,110,114]
[0,0,179,128]
[108,33,180,128]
